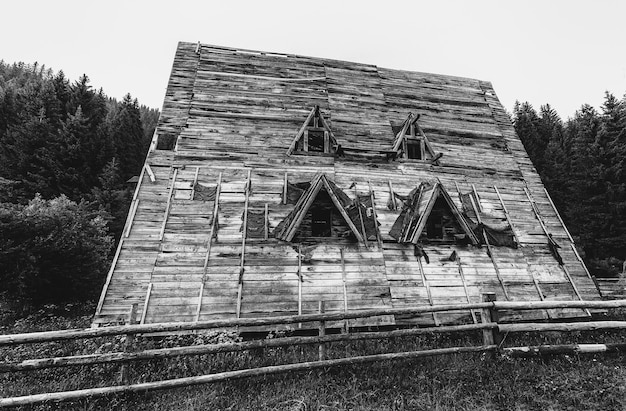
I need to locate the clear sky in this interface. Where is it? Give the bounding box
[2,0,625,119]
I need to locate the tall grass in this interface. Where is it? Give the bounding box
[1,304,625,410]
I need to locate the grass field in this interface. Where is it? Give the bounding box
[1,303,625,410]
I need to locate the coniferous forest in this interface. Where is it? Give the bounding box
[0,62,158,305]
[513,94,626,278]
[0,60,625,307]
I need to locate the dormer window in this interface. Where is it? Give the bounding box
[388,113,442,164]
[405,139,424,160]
[287,106,338,156]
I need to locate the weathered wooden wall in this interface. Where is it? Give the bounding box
[93,42,600,328]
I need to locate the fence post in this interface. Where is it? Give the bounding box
[119,303,138,384]
[318,301,326,361]
[481,293,500,356]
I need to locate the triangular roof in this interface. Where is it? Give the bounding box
[286,106,339,155]
[274,174,365,242]
[389,113,441,163]
[391,182,479,244]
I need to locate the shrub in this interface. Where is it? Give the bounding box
[0,194,113,304]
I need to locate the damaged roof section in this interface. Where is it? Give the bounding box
[390,182,478,244]
[275,174,379,244]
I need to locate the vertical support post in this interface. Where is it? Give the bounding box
[140,283,152,325]
[353,185,369,247]
[318,301,326,361]
[324,131,330,153]
[159,167,178,241]
[368,180,383,248]
[283,172,288,205]
[119,303,138,384]
[236,170,251,319]
[297,245,303,329]
[264,203,269,240]
[190,166,200,200]
[481,293,499,355]
[416,256,439,326]
[493,185,520,247]
[455,254,477,324]
[340,248,349,333]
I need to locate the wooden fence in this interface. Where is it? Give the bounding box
[1,296,626,407]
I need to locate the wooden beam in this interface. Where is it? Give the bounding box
[202,173,222,271]
[570,243,594,281]
[455,254,477,323]
[124,199,139,238]
[471,184,482,212]
[562,264,592,316]
[95,237,125,317]
[321,177,365,244]
[6,300,626,346]
[368,181,382,248]
[145,164,156,183]
[417,255,439,326]
[286,107,317,155]
[197,173,222,321]
[0,324,495,373]
[353,184,369,247]
[283,174,325,241]
[297,245,302,326]
[493,185,520,246]
[543,187,574,243]
[391,114,413,153]
[318,301,326,360]
[236,170,251,319]
[467,188,509,301]
[403,185,425,243]
[194,283,204,323]
[159,168,178,241]
[139,283,153,325]
[190,166,199,199]
[264,203,269,240]
[341,248,349,332]
[0,345,497,407]
[282,172,288,205]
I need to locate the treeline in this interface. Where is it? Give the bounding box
[513,93,626,277]
[0,61,158,304]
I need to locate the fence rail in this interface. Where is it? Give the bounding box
[1,296,626,407]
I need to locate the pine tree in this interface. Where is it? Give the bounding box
[109,94,145,181]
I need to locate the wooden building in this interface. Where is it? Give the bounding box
[93,42,601,328]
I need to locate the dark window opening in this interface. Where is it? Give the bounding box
[311,207,332,237]
[156,134,177,150]
[406,140,422,160]
[308,130,325,152]
[422,197,464,242]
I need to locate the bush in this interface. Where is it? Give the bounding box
[0,194,113,304]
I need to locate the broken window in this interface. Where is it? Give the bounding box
[388,114,441,163]
[406,139,423,160]
[156,134,177,150]
[274,174,375,244]
[389,182,479,245]
[287,106,339,156]
[422,197,465,242]
[307,129,326,152]
[311,207,332,237]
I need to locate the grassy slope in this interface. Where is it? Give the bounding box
[1,304,625,410]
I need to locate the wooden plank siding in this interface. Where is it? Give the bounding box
[93,42,602,328]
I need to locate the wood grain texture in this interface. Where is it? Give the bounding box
[93,42,602,328]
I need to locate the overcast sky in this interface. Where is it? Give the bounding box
[2,0,625,119]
